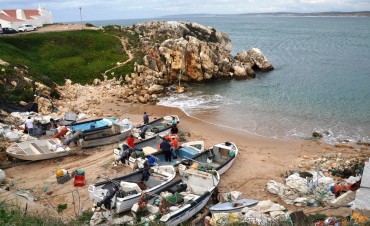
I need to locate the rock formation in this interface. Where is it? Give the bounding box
[119,21,274,104]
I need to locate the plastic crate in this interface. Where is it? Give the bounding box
[74,175,86,187]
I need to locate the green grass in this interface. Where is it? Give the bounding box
[0,202,93,226]
[0,30,129,85]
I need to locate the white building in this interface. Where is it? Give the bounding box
[0,5,53,29]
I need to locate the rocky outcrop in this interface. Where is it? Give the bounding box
[116,21,274,103]
[126,21,272,85]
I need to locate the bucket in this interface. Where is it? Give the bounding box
[76,169,85,176]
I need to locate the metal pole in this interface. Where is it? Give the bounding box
[79,7,82,22]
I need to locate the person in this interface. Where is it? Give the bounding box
[170,136,179,159]
[49,118,57,129]
[139,125,148,140]
[143,112,152,124]
[127,134,135,149]
[117,144,131,164]
[25,116,34,136]
[159,137,172,162]
[141,160,151,182]
[171,116,177,126]
[171,124,178,135]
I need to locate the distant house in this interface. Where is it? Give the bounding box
[0,5,53,29]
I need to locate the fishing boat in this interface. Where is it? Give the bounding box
[6,138,70,161]
[131,115,179,140]
[88,165,176,214]
[131,169,220,225]
[181,141,238,175]
[209,198,258,213]
[67,117,117,133]
[116,141,205,168]
[78,119,133,149]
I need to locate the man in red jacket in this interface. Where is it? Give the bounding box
[127,134,135,149]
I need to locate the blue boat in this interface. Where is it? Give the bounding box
[130,141,205,168]
[67,117,117,133]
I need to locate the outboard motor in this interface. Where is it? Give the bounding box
[139,125,148,139]
[96,185,119,210]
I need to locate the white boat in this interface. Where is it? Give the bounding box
[131,169,220,226]
[182,141,238,175]
[131,115,180,140]
[114,140,205,168]
[209,198,258,213]
[6,138,70,161]
[88,165,176,213]
[78,119,133,149]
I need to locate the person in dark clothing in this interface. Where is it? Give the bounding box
[141,160,151,181]
[160,138,172,162]
[139,125,148,139]
[143,112,152,124]
[171,124,178,134]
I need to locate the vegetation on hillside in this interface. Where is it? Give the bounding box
[0,65,35,102]
[0,30,129,85]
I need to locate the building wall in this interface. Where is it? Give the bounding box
[0,7,53,29]
[0,20,24,30]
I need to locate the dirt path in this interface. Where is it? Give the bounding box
[102,36,134,77]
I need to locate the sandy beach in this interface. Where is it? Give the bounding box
[3,88,369,221]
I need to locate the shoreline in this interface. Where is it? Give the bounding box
[2,85,370,219]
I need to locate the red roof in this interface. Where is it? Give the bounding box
[3,10,17,19]
[24,9,40,19]
[0,12,23,22]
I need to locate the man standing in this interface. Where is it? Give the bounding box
[127,134,135,149]
[170,136,179,159]
[143,112,151,124]
[25,116,34,136]
[159,137,172,162]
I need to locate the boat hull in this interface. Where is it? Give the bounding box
[6,139,70,161]
[79,130,131,149]
[164,190,214,226]
[209,198,258,214]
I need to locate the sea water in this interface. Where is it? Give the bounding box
[87,16,370,144]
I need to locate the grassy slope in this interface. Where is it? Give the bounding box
[0,30,129,85]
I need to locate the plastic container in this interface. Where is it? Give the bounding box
[74,175,86,187]
[76,169,85,176]
[57,174,71,184]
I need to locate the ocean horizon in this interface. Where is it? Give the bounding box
[82,16,370,145]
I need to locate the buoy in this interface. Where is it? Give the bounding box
[56,169,67,177]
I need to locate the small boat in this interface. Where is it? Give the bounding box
[117,141,205,168]
[78,119,133,149]
[209,198,258,213]
[6,138,70,161]
[88,165,176,214]
[67,117,117,133]
[181,141,238,175]
[131,115,179,140]
[131,169,220,225]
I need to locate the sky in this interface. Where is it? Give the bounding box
[2,0,370,22]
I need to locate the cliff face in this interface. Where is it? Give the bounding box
[118,21,274,103]
[133,21,272,81]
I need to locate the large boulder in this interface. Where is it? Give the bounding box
[247,48,274,71]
